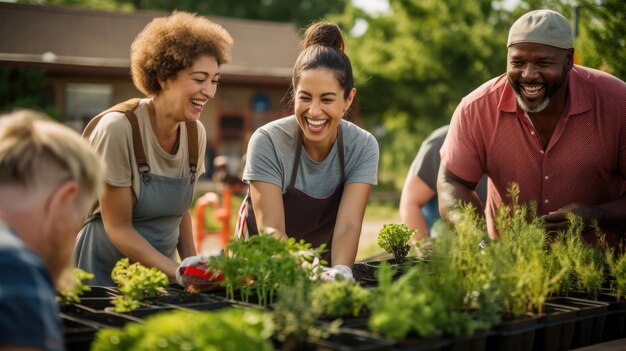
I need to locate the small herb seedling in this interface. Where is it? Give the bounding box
[377,224,414,263]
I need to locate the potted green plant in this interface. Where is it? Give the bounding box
[376,223,415,264]
[57,268,95,305]
[311,280,371,325]
[110,258,169,312]
[91,308,274,351]
[207,234,325,307]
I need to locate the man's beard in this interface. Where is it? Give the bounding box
[510,66,568,114]
[516,94,550,113]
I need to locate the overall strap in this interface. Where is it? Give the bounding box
[185,121,199,182]
[82,98,149,173]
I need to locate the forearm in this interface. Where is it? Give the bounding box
[400,204,430,241]
[330,221,361,268]
[437,167,482,225]
[177,211,196,258]
[331,183,371,267]
[105,225,180,281]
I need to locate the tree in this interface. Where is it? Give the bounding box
[335,0,510,188]
[35,0,348,27]
[0,68,59,119]
[574,0,626,81]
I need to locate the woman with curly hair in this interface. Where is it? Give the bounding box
[74,11,233,286]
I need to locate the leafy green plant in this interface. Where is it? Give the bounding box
[546,215,605,300]
[272,276,340,351]
[368,262,444,339]
[110,258,169,312]
[311,280,371,318]
[208,234,325,307]
[377,224,414,263]
[491,183,565,316]
[57,268,94,305]
[605,246,626,301]
[91,308,274,351]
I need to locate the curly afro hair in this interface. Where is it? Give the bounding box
[130,11,234,96]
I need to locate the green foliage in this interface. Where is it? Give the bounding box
[334,0,510,189]
[91,308,274,351]
[605,247,626,301]
[110,258,169,312]
[545,214,606,300]
[208,234,325,306]
[56,268,94,305]
[377,223,414,263]
[272,276,340,350]
[571,0,626,81]
[0,68,59,119]
[311,280,371,318]
[489,184,567,316]
[38,0,348,27]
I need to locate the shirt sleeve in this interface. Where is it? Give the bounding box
[440,99,485,184]
[346,133,379,185]
[243,129,284,188]
[87,112,134,187]
[412,128,447,191]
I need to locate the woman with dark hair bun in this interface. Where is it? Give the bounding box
[236,21,379,282]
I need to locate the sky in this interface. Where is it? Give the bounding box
[352,0,520,15]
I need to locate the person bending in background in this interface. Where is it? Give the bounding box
[400,125,486,241]
[0,110,104,351]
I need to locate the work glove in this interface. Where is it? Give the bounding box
[319,264,355,283]
[175,254,224,291]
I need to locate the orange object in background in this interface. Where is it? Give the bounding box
[194,186,232,252]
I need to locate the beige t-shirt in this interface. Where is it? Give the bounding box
[85,98,206,215]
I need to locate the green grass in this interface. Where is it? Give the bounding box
[364,199,401,222]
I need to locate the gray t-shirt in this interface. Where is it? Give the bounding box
[410,124,486,201]
[243,116,379,198]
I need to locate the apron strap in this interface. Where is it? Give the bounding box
[289,130,304,187]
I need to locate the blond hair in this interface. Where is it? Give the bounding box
[0,110,104,204]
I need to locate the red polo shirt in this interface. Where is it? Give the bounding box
[441,65,626,237]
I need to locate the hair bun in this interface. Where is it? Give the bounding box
[301,21,345,52]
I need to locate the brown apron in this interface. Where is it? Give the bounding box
[240,127,346,263]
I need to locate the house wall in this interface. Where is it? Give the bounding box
[45,71,291,176]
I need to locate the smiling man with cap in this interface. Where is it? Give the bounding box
[437,9,626,245]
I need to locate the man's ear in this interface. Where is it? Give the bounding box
[44,180,79,218]
[566,48,575,71]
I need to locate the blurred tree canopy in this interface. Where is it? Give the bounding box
[12,0,626,191]
[38,0,348,26]
[334,0,511,189]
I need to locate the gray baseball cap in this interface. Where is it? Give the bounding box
[507,9,573,49]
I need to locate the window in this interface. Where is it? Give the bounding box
[65,83,112,131]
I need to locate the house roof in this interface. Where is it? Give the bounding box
[0,2,300,80]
